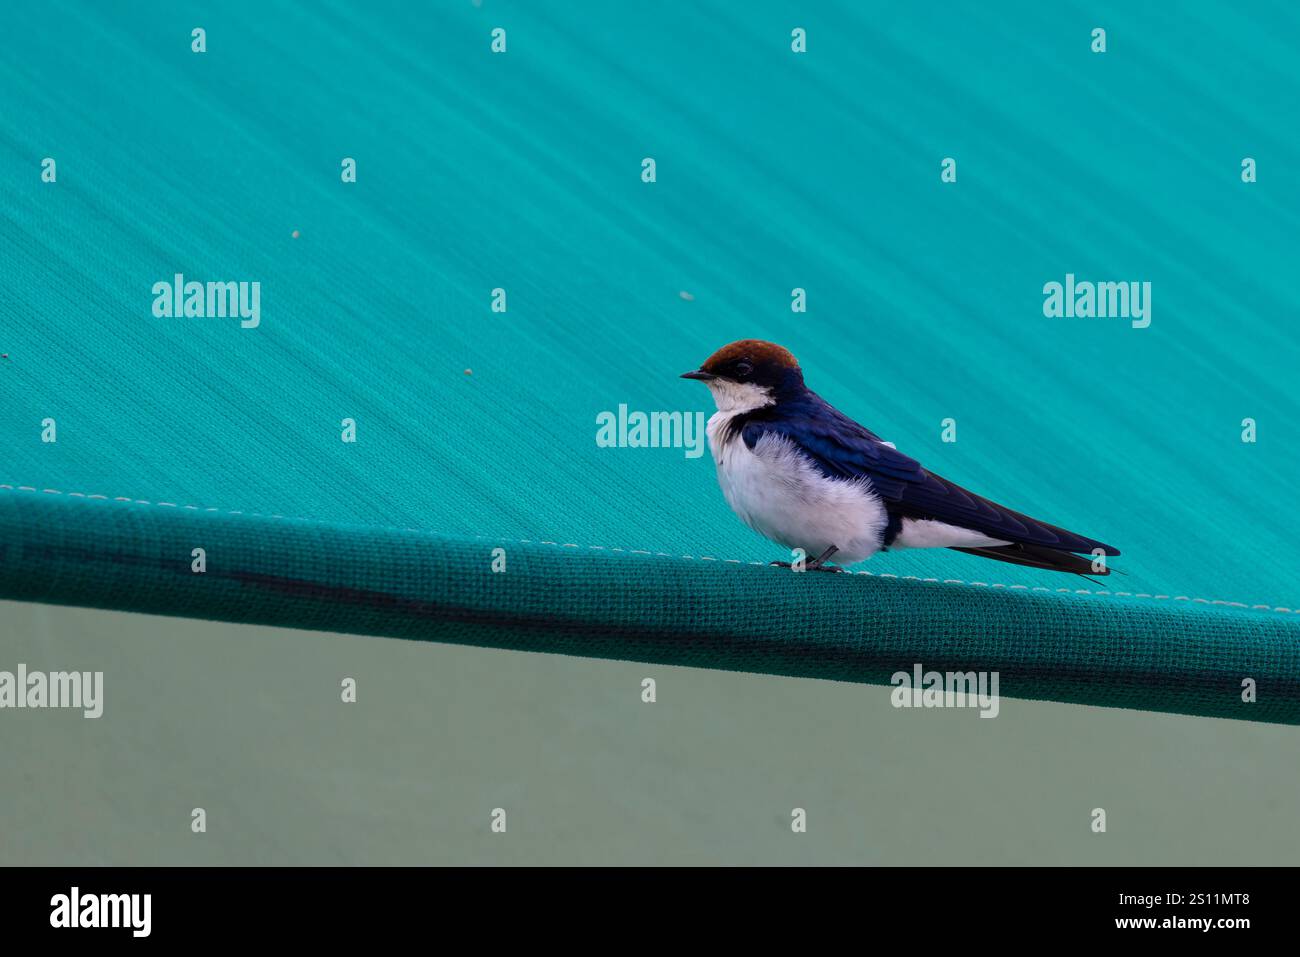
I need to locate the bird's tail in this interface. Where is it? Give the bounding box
[950,542,1111,577]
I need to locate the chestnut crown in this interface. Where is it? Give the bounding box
[684,339,803,390]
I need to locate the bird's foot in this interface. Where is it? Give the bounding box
[771,546,844,572]
[807,545,840,571]
[770,560,846,573]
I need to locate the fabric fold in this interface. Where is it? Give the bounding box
[3,487,1296,725]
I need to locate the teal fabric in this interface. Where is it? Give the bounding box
[1,1,1298,721]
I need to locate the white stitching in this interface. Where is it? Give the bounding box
[3,482,1298,617]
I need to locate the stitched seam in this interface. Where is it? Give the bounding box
[2,483,1296,616]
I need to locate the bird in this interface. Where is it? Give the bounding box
[681,339,1119,575]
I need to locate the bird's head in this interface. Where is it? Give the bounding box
[681,339,805,412]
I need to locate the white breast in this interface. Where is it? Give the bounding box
[706,412,888,565]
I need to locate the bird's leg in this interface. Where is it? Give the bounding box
[806,545,841,572]
[771,545,843,572]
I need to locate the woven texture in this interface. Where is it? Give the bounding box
[1,2,1298,723]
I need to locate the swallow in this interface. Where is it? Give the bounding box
[681,339,1119,575]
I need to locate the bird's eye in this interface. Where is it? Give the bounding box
[734,360,754,378]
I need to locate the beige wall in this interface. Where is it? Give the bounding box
[1,599,1295,865]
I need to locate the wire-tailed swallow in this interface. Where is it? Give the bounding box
[682,339,1119,575]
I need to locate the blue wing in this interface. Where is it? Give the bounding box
[739,394,1119,556]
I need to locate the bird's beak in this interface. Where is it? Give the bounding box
[680,369,717,381]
